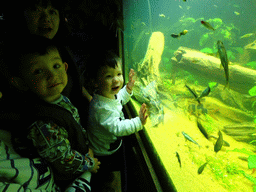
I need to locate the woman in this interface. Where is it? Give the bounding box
[0,0,96,191]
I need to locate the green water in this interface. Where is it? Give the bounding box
[124,0,256,191]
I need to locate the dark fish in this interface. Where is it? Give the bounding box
[176,152,182,167]
[198,162,208,174]
[171,30,188,39]
[196,86,211,101]
[209,135,230,147]
[171,33,180,38]
[217,40,229,89]
[201,20,215,31]
[197,120,209,139]
[182,131,201,147]
[214,131,223,153]
[185,84,200,104]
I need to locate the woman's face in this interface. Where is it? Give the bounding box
[24,4,60,39]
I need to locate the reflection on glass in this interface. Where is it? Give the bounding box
[123,0,256,191]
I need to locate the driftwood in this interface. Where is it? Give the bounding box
[171,47,256,94]
[133,32,165,127]
[223,123,256,144]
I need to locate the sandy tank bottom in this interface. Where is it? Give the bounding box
[131,99,255,192]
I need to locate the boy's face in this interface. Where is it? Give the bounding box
[96,60,124,99]
[20,47,68,102]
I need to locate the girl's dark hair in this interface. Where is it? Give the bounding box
[83,48,121,93]
[86,49,120,80]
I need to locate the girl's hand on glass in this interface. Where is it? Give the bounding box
[126,69,135,94]
[139,103,148,125]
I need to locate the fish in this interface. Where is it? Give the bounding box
[185,84,200,104]
[182,131,201,147]
[197,120,209,139]
[159,14,166,18]
[234,11,240,15]
[209,135,230,147]
[214,130,223,153]
[217,40,229,89]
[240,33,254,39]
[198,162,208,174]
[171,30,188,39]
[196,86,211,101]
[171,33,180,38]
[176,152,182,167]
[201,20,215,31]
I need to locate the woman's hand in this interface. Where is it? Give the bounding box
[126,69,135,94]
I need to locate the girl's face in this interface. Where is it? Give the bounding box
[24,3,60,39]
[96,61,124,99]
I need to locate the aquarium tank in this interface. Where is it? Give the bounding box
[123,0,256,191]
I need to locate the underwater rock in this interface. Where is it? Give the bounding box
[171,47,256,94]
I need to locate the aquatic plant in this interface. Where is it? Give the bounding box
[200,47,213,54]
[240,171,256,192]
[231,47,244,55]
[249,86,256,96]
[246,61,256,69]
[248,86,256,123]
[227,50,236,61]
[228,148,255,156]
[199,19,237,51]
[248,155,256,169]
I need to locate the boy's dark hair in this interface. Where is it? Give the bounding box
[4,35,64,77]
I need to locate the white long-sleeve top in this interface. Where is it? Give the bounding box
[88,86,143,156]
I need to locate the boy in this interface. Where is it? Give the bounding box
[4,36,100,190]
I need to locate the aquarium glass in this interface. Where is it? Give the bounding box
[123,0,256,191]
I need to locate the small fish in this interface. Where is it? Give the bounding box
[240,33,254,39]
[234,11,240,15]
[198,162,208,174]
[196,86,211,101]
[217,40,229,89]
[197,120,209,139]
[159,14,166,18]
[185,84,200,104]
[176,152,182,167]
[214,131,223,153]
[209,135,230,147]
[201,20,215,31]
[171,30,188,39]
[171,33,180,38]
[182,131,201,147]
[179,5,183,9]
